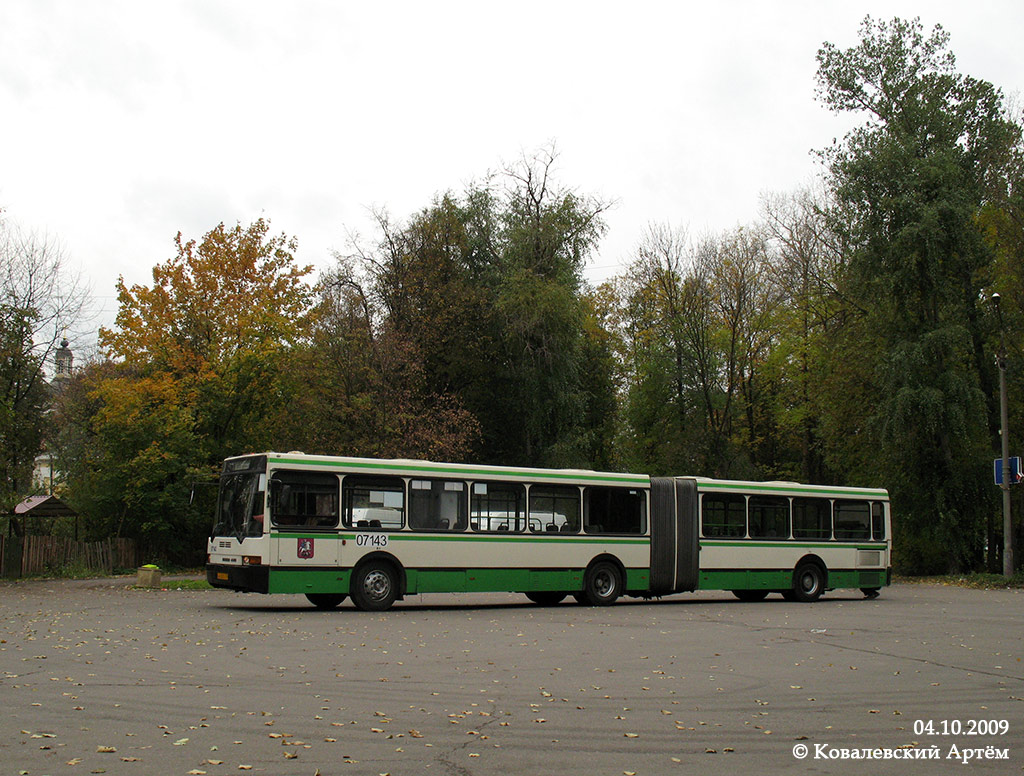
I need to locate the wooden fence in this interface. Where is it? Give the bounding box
[0,536,138,577]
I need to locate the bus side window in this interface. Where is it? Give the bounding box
[470,482,526,532]
[408,479,467,532]
[834,500,871,540]
[748,496,789,539]
[701,494,746,538]
[584,487,646,535]
[269,472,339,528]
[792,497,831,540]
[529,485,581,534]
[871,502,885,540]
[343,475,405,530]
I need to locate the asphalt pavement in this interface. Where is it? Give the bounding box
[1,578,1021,775]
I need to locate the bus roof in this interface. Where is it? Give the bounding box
[223,453,888,497]
[244,452,652,486]
[689,477,889,499]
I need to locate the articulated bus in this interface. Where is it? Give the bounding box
[206,452,891,611]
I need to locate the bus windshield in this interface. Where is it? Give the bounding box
[212,458,266,540]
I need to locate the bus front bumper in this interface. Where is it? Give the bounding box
[207,563,269,593]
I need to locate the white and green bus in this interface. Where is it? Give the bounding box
[206,452,891,610]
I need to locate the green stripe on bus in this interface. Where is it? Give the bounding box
[697,568,886,591]
[266,566,650,596]
[267,456,649,484]
[268,568,351,594]
[698,569,792,590]
[700,540,887,550]
[408,567,584,594]
[270,531,649,545]
[392,534,647,545]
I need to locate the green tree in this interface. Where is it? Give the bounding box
[74,219,316,562]
[816,17,1023,572]
[0,218,89,515]
[0,303,46,513]
[101,219,315,460]
[616,223,789,479]
[277,258,481,461]
[761,186,851,484]
[615,224,714,475]
[488,148,611,466]
[978,153,1024,567]
[344,147,613,468]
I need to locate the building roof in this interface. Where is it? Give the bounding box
[13,495,78,517]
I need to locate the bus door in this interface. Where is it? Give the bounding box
[268,471,341,568]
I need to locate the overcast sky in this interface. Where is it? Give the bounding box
[2,1,1022,345]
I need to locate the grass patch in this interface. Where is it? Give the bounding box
[22,565,130,581]
[166,578,213,590]
[130,578,213,590]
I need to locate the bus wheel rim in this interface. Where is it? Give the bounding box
[594,569,614,597]
[364,570,391,600]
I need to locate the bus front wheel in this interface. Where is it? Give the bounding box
[582,561,621,606]
[732,589,769,602]
[791,561,825,602]
[525,591,567,605]
[352,562,399,611]
[306,593,347,609]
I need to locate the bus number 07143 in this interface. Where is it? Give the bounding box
[355,533,389,548]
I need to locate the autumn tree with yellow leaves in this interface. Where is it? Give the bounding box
[72,219,316,560]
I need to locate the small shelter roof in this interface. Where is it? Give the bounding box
[13,495,78,518]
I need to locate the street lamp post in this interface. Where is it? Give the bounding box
[993,293,1014,577]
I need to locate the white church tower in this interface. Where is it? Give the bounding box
[54,337,73,380]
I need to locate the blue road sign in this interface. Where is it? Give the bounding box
[994,456,1022,485]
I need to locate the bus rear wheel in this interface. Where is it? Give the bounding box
[582,561,621,606]
[792,561,825,602]
[351,562,399,611]
[306,593,347,609]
